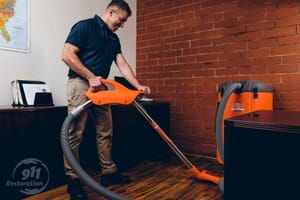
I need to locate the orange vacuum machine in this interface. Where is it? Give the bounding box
[215,80,273,164]
[61,79,273,200]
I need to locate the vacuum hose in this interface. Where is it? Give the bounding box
[215,82,242,162]
[215,82,242,194]
[60,103,131,200]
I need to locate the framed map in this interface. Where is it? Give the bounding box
[0,0,30,52]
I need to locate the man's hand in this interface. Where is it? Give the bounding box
[136,85,151,95]
[88,76,103,92]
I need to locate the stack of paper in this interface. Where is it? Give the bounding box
[11,80,51,106]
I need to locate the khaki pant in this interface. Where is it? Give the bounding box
[64,77,117,179]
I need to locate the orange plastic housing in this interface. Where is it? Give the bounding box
[85,79,143,105]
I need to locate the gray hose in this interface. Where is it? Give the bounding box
[215,82,242,162]
[218,177,224,195]
[61,112,131,200]
[215,82,242,196]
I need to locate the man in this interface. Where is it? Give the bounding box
[61,1,150,199]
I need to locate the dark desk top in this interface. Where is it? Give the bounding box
[0,101,169,113]
[0,105,66,113]
[225,110,300,134]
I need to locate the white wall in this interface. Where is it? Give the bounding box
[0,0,136,106]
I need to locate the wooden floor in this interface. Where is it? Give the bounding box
[23,154,224,200]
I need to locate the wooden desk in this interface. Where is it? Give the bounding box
[224,110,300,200]
[0,102,170,198]
[0,106,67,199]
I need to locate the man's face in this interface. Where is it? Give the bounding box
[107,8,129,32]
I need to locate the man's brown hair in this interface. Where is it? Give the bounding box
[107,0,132,16]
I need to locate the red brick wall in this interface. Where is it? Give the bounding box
[136,0,300,156]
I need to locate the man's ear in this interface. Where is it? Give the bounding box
[105,8,113,16]
[109,9,114,16]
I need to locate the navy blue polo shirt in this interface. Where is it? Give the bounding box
[66,15,121,79]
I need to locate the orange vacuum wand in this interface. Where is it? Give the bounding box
[85,79,221,185]
[132,100,221,185]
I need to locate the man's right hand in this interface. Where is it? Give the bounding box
[88,76,103,92]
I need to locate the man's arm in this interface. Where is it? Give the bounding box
[115,53,151,94]
[61,42,103,91]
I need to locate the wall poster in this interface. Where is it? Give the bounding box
[0,0,30,52]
